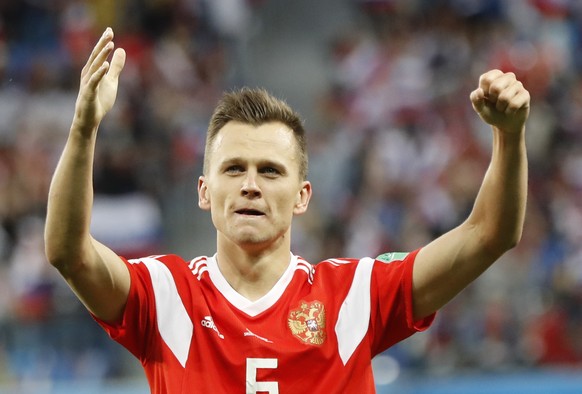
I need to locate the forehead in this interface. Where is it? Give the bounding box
[209,121,299,165]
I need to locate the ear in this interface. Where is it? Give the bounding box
[198,176,211,211]
[293,181,312,215]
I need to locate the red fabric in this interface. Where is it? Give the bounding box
[93,251,434,393]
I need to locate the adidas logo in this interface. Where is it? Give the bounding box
[201,316,224,339]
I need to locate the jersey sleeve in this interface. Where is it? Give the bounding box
[369,248,436,356]
[91,256,158,362]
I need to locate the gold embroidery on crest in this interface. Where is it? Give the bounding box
[288,300,326,346]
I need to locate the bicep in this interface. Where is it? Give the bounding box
[63,237,131,323]
[412,222,497,320]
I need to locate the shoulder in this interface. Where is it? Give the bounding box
[126,254,211,276]
[309,251,417,277]
[306,257,368,280]
[123,255,211,301]
[313,254,408,269]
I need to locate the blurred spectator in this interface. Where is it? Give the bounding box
[2,0,582,386]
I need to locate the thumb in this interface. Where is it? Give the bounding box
[108,48,126,79]
[470,87,486,114]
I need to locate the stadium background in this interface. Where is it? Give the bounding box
[1,0,582,392]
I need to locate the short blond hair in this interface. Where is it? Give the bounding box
[204,88,308,180]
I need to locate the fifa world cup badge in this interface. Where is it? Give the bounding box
[288,300,326,345]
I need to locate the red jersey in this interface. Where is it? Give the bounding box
[94,250,434,393]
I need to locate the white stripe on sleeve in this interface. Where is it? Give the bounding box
[140,257,194,368]
[334,257,374,366]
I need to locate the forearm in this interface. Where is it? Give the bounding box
[413,128,527,318]
[412,70,530,319]
[45,126,99,272]
[467,126,527,256]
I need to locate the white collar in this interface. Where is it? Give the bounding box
[206,253,298,317]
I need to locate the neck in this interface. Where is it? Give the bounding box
[216,235,292,301]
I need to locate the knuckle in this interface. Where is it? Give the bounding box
[497,90,511,102]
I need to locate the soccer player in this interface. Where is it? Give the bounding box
[44,28,530,393]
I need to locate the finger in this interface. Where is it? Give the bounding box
[107,48,126,80]
[494,81,522,113]
[470,87,486,113]
[490,74,517,103]
[478,69,504,99]
[84,42,115,82]
[81,28,114,78]
[504,89,530,115]
[88,28,113,66]
[87,61,109,91]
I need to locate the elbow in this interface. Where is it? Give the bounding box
[507,230,522,250]
[44,231,62,268]
[467,212,524,257]
[483,226,523,258]
[44,235,87,276]
[501,224,524,251]
[45,242,72,273]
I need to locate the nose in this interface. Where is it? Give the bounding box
[241,172,261,198]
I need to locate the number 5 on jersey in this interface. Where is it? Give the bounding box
[246,358,278,393]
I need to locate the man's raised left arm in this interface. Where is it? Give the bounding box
[411,70,530,320]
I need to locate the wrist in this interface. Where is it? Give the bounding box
[492,126,526,152]
[492,124,525,139]
[70,116,100,140]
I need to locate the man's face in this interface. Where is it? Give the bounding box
[198,121,311,250]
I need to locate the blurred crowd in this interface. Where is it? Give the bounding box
[1,0,582,386]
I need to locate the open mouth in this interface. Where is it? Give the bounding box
[235,209,265,216]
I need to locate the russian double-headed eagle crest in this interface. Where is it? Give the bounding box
[288,300,326,346]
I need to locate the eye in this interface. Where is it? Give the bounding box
[260,166,281,177]
[225,165,245,174]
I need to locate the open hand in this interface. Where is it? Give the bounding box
[470,70,530,134]
[73,27,126,135]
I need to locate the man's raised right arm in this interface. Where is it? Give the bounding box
[44,28,130,323]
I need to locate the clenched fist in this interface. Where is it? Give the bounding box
[470,70,530,134]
